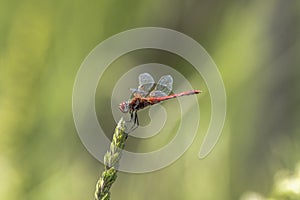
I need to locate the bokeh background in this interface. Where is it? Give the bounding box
[1,0,300,199]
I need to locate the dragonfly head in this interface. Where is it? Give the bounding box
[119,101,130,113]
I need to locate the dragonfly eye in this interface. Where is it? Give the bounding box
[119,101,129,113]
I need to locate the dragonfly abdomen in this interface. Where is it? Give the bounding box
[154,90,202,102]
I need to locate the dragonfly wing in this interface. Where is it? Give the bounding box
[138,73,155,97]
[154,75,173,96]
[130,88,145,97]
[130,88,140,94]
[149,90,167,97]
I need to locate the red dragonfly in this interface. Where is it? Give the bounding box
[119,73,201,127]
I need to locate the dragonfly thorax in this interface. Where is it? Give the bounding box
[119,101,130,113]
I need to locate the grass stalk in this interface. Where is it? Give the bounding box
[94,118,128,200]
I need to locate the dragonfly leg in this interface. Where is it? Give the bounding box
[130,111,134,122]
[134,111,139,126]
[125,122,138,133]
[124,111,138,133]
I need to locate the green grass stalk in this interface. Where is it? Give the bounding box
[94,118,128,200]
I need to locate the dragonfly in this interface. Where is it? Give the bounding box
[119,73,201,129]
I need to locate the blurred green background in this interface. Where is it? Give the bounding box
[1,0,300,199]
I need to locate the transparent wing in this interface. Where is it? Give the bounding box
[149,90,167,97]
[136,73,155,97]
[150,75,173,96]
[139,73,155,89]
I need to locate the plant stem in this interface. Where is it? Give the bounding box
[94,118,128,200]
